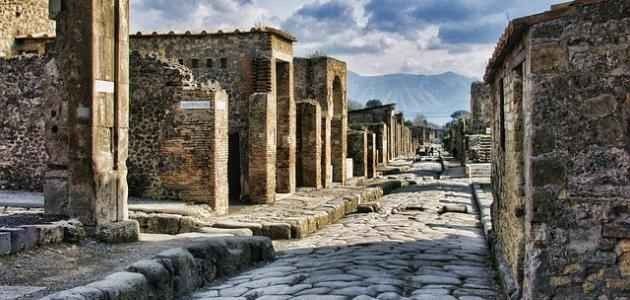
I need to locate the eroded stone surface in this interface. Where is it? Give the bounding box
[192,161,498,300]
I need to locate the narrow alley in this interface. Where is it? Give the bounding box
[190,160,498,300]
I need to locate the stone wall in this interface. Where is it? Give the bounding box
[487,1,630,298]
[0,0,55,57]
[128,54,228,212]
[0,55,56,191]
[471,82,492,134]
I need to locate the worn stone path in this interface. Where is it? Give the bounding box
[189,160,499,300]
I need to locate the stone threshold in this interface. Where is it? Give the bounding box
[40,236,274,300]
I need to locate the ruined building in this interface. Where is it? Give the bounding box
[129,29,298,204]
[294,57,348,187]
[0,0,54,57]
[348,104,415,166]
[470,82,492,134]
[129,53,229,213]
[486,1,630,298]
[0,0,354,209]
[348,104,395,162]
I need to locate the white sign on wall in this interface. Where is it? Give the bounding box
[95,80,115,94]
[180,101,211,110]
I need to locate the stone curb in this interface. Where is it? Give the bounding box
[41,236,275,300]
[0,219,84,256]
[131,182,400,240]
[469,183,493,239]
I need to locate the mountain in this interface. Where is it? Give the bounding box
[347,71,477,125]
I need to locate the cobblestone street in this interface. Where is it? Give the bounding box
[190,160,498,300]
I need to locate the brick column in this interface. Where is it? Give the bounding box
[347,130,367,178]
[248,93,276,204]
[275,60,296,194]
[296,101,322,189]
[45,0,131,226]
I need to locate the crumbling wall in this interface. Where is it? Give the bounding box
[523,3,630,298]
[0,55,57,191]
[0,0,55,57]
[294,57,348,187]
[471,82,492,134]
[128,53,229,212]
[490,58,526,294]
[490,1,630,298]
[131,30,294,201]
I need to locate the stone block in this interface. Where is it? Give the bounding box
[19,225,64,246]
[261,223,292,240]
[213,221,263,236]
[95,220,140,243]
[86,272,150,300]
[198,227,253,237]
[154,248,199,297]
[0,232,11,256]
[55,220,86,244]
[1,228,35,254]
[126,259,175,299]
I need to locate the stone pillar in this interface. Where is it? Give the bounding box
[208,89,229,214]
[45,0,131,227]
[248,93,276,204]
[367,132,377,178]
[321,117,332,188]
[296,101,322,189]
[347,130,367,178]
[368,123,387,166]
[331,116,347,184]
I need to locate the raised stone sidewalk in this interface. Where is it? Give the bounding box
[41,236,274,300]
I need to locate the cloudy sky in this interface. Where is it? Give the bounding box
[131,0,565,79]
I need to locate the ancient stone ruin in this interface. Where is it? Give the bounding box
[484,1,630,298]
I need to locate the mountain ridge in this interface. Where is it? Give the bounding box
[347,71,477,125]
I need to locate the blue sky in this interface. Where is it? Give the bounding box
[131,0,565,78]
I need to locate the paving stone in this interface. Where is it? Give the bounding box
[0,232,11,255]
[411,275,462,285]
[190,161,497,300]
[0,286,46,300]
